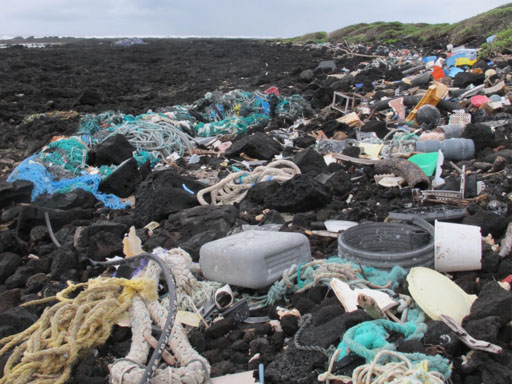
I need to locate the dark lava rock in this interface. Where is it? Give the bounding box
[463,282,512,325]
[293,147,328,174]
[225,132,282,160]
[0,288,22,313]
[14,206,92,241]
[86,231,124,262]
[207,336,231,351]
[463,124,495,152]
[75,221,127,249]
[0,306,38,339]
[462,209,508,238]
[134,169,203,227]
[34,189,96,210]
[0,181,33,208]
[77,89,103,105]
[210,360,236,377]
[464,316,502,344]
[300,311,371,349]
[245,181,280,204]
[397,340,425,354]
[50,246,77,277]
[99,158,141,198]
[312,305,345,326]
[453,72,484,88]
[462,350,512,384]
[424,321,462,355]
[265,345,325,384]
[231,339,249,352]
[281,315,299,337]
[0,253,21,283]
[299,69,314,82]
[205,318,234,339]
[264,174,332,212]
[294,135,315,149]
[5,266,34,289]
[165,205,238,260]
[88,134,135,166]
[361,120,388,139]
[189,330,207,353]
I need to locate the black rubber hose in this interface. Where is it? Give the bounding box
[90,253,176,384]
[44,211,62,248]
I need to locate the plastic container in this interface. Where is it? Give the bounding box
[439,124,464,139]
[199,230,311,289]
[388,206,467,222]
[434,221,482,273]
[407,267,477,324]
[337,219,434,270]
[415,138,475,161]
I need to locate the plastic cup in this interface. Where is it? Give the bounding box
[434,221,482,273]
[215,284,234,310]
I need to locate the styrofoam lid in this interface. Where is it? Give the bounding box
[407,267,477,324]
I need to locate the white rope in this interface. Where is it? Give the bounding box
[110,248,211,384]
[196,159,300,205]
[318,350,446,384]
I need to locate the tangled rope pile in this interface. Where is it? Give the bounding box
[0,276,157,384]
[247,257,404,309]
[319,350,446,384]
[197,160,300,205]
[105,120,193,158]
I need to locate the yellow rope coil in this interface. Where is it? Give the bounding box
[0,277,157,384]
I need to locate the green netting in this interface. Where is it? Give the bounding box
[194,114,271,137]
[39,137,89,174]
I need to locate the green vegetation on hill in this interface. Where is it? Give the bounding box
[277,3,512,55]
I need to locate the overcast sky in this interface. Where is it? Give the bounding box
[1,0,509,38]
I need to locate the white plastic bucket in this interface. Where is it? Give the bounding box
[434,220,482,272]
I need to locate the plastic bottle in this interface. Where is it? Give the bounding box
[415,138,475,161]
[199,230,312,289]
[439,124,464,139]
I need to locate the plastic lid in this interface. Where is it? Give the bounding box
[407,267,477,324]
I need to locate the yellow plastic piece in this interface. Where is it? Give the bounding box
[406,83,448,124]
[359,143,383,160]
[455,57,477,67]
[406,267,477,325]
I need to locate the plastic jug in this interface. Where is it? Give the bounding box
[439,124,464,139]
[199,230,312,289]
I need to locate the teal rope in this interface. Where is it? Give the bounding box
[338,319,451,378]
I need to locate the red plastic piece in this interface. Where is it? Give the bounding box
[264,86,280,97]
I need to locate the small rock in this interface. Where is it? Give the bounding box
[88,134,135,166]
[462,209,508,238]
[0,288,22,313]
[225,132,282,160]
[293,147,328,174]
[264,174,332,213]
[0,181,33,209]
[299,69,314,82]
[99,158,141,198]
[205,318,234,339]
[463,282,512,325]
[281,314,299,336]
[464,316,502,344]
[5,266,34,289]
[0,253,21,283]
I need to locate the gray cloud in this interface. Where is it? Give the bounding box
[0,0,508,37]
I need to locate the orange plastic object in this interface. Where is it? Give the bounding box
[406,83,449,124]
[432,66,445,80]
